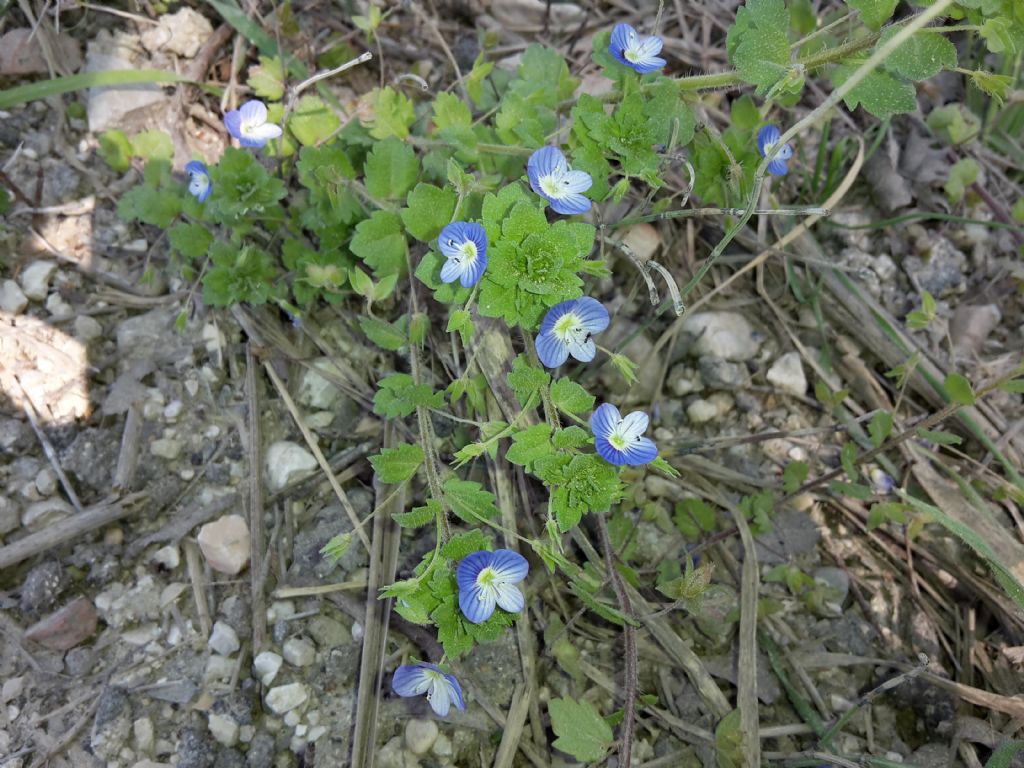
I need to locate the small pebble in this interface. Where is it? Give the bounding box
[253,651,283,686]
[766,352,808,396]
[197,515,251,575]
[265,683,309,715]
[19,261,57,301]
[207,712,239,747]
[283,637,315,667]
[73,315,103,341]
[405,718,439,755]
[208,621,240,656]
[0,280,28,314]
[24,597,98,650]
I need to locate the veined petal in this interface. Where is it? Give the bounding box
[456,551,491,593]
[458,583,496,624]
[590,403,622,441]
[620,436,658,465]
[610,23,636,55]
[548,193,591,215]
[594,436,628,466]
[767,159,789,177]
[493,582,525,614]
[489,549,529,583]
[559,170,593,195]
[460,251,487,287]
[574,297,609,333]
[757,125,781,157]
[540,300,574,337]
[439,258,462,284]
[392,664,432,697]
[632,55,667,74]
[775,142,794,161]
[527,146,567,182]
[464,223,488,256]
[635,36,664,59]
[442,672,465,711]
[246,122,283,142]
[223,110,243,140]
[184,160,208,176]
[238,99,269,125]
[536,331,570,368]
[428,676,453,716]
[566,337,596,363]
[618,411,650,441]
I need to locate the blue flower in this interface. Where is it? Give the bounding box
[870,468,894,495]
[438,221,488,288]
[535,297,610,368]
[456,549,529,625]
[184,160,212,202]
[224,100,283,149]
[527,147,592,215]
[609,23,667,74]
[591,403,658,466]
[392,663,465,717]
[757,125,794,177]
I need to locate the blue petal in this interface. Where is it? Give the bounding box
[548,193,591,215]
[460,251,487,288]
[540,300,575,337]
[757,125,781,158]
[443,672,465,711]
[456,550,492,594]
[574,297,609,333]
[489,549,529,583]
[566,337,596,363]
[767,159,789,176]
[632,55,667,74]
[775,142,794,161]
[620,436,658,465]
[610,23,635,56]
[438,222,468,259]
[223,110,243,141]
[392,664,431,697]
[494,582,525,614]
[590,403,622,442]
[528,146,566,182]
[464,222,488,257]
[559,170,593,194]
[185,160,208,175]
[535,331,569,368]
[594,436,629,466]
[439,258,461,283]
[458,583,496,624]
[239,100,268,125]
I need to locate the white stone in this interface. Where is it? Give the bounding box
[306,725,327,743]
[150,545,180,570]
[20,261,57,301]
[405,718,439,755]
[208,621,240,656]
[265,683,309,715]
[265,441,318,491]
[432,733,453,757]
[253,651,283,686]
[197,515,250,575]
[150,438,183,460]
[22,498,73,531]
[296,358,347,410]
[163,401,183,421]
[45,293,73,319]
[239,725,255,743]
[85,30,170,133]
[682,311,762,362]
[73,315,103,341]
[208,713,239,747]
[267,600,296,622]
[133,716,155,755]
[1,676,24,703]
[140,8,214,58]
[0,280,28,314]
[34,468,57,497]
[283,637,315,667]
[284,710,301,728]
[686,399,720,425]
[766,351,807,396]
[204,655,235,684]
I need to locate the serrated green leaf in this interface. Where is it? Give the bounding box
[359,315,407,350]
[506,424,555,467]
[549,697,613,763]
[968,70,1012,105]
[444,478,500,524]
[944,158,979,204]
[879,29,956,81]
[248,56,285,101]
[373,373,445,418]
[867,501,907,530]
[981,17,1024,55]
[441,529,492,561]
[831,60,918,119]
[364,137,419,200]
[926,103,981,145]
[288,95,341,146]
[369,443,424,483]
[674,497,717,538]
[446,308,473,346]
[507,355,550,405]
[728,0,792,93]
[782,461,809,493]
[350,210,407,277]
[868,410,894,448]
[916,428,963,446]
[945,372,976,405]
[394,499,439,529]
[552,426,591,450]
[168,223,213,261]
[130,129,174,162]
[550,378,596,415]
[841,441,859,482]
[400,183,457,241]
[364,86,416,139]
[845,0,898,30]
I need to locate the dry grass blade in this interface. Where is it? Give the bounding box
[245,344,268,655]
[493,683,534,768]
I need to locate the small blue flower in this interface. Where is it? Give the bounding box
[456,549,529,625]
[609,23,667,74]
[757,125,794,177]
[527,147,592,215]
[438,221,488,288]
[392,663,465,717]
[870,467,894,495]
[591,403,658,466]
[224,100,283,149]
[535,297,610,368]
[184,160,212,202]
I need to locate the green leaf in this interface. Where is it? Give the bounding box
[845,0,898,31]
[830,481,874,500]
[926,103,981,145]
[446,309,473,346]
[320,532,353,564]
[364,86,416,139]
[551,454,623,532]
[550,378,596,415]
[394,499,439,529]
[506,424,555,467]
[552,426,591,450]
[840,441,859,482]
[440,529,492,561]
[944,372,976,406]
[944,158,979,204]
[726,0,792,93]
[400,183,457,241]
[202,242,282,307]
[549,697,614,763]
[350,210,407,277]
[248,55,285,101]
[289,95,341,146]
[867,501,907,530]
[968,70,1013,105]
[364,137,419,200]
[130,130,174,162]
[830,60,918,119]
[507,355,550,406]
[168,223,213,261]
[359,315,407,351]
[369,443,424,483]
[782,461,809,493]
[444,478,500,525]
[373,373,444,418]
[0,69,188,110]
[916,428,963,446]
[206,147,286,228]
[98,129,133,172]
[674,498,717,538]
[879,29,957,81]
[981,17,1024,55]
[982,740,1024,768]
[868,410,894,448]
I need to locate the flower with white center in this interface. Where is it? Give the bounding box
[438,221,488,288]
[224,100,283,149]
[535,297,610,368]
[870,467,895,495]
[392,663,465,717]
[757,125,794,177]
[608,23,667,74]
[591,402,658,466]
[184,160,212,203]
[456,549,529,625]
[526,146,593,215]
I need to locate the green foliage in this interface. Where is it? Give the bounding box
[507,355,550,406]
[359,315,407,350]
[726,0,793,95]
[782,461,808,493]
[550,378,595,415]
[203,242,282,306]
[117,160,182,228]
[879,29,957,82]
[845,0,897,31]
[401,183,456,241]
[373,373,444,418]
[495,44,577,147]
[868,410,894,448]
[945,372,976,406]
[444,478,500,525]
[364,86,416,139]
[130,129,174,162]
[350,211,407,277]
[98,129,133,172]
[289,96,341,146]
[364,137,419,199]
[945,158,980,203]
[907,290,937,329]
[927,103,981,145]
[168,223,214,261]
[673,498,717,539]
[549,697,614,763]
[207,148,287,228]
